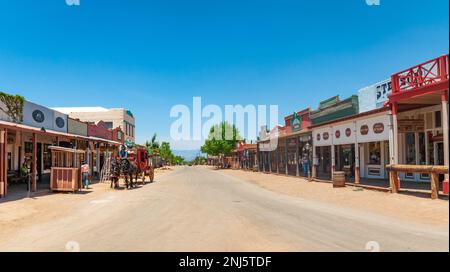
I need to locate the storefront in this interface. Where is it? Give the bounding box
[389,54,449,188]
[312,108,392,183]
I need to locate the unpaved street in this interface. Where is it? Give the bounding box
[0,166,448,252]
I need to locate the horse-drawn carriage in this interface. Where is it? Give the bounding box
[109,146,155,190]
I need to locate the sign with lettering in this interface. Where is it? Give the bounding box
[373,123,385,134]
[398,119,424,133]
[335,130,341,139]
[291,112,302,132]
[345,128,352,137]
[360,125,369,135]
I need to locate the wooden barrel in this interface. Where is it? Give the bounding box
[333,171,346,188]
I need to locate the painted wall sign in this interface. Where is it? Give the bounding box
[398,119,425,133]
[335,130,341,139]
[345,128,352,137]
[291,112,303,132]
[32,110,45,123]
[23,101,68,133]
[373,123,385,134]
[360,125,369,135]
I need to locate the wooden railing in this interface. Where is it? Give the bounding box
[386,165,448,199]
[391,55,449,94]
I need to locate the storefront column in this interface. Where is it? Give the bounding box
[331,144,336,180]
[285,138,288,175]
[442,93,449,183]
[312,145,317,179]
[96,144,100,178]
[0,129,6,198]
[392,103,399,164]
[268,151,272,172]
[295,137,300,177]
[355,143,361,184]
[276,149,280,174]
[32,133,37,192]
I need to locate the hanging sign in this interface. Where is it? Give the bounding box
[291,112,303,132]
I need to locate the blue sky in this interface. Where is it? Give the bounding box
[0,0,448,149]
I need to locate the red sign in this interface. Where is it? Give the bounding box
[373,123,385,134]
[323,132,329,140]
[335,130,341,139]
[345,128,352,137]
[360,125,369,135]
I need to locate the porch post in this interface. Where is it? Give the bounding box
[268,151,272,172]
[331,144,335,180]
[441,93,449,183]
[354,122,360,184]
[276,147,280,174]
[295,137,300,177]
[355,143,361,185]
[0,129,5,198]
[389,103,400,194]
[312,143,317,179]
[392,103,399,164]
[285,138,288,175]
[96,143,100,179]
[32,133,37,192]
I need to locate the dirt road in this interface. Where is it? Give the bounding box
[0,166,448,252]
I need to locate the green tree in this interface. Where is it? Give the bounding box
[200,122,242,157]
[145,133,160,155]
[159,141,173,164]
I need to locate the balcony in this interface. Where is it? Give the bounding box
[389,54,449,105]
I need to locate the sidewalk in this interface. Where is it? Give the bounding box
[217,168,449,226]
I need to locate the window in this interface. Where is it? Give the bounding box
[104,122,113,129]
[435,111,442,128]
[368,142,381,165]
[405,133,416,165]
[118,131,122,140]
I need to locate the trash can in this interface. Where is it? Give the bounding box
[333,171,346,188]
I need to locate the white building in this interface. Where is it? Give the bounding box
[52,107,136,143]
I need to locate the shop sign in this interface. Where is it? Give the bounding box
[345,128,352,137]
[398,119,424,133]
[291,112,302,132]
[335,130,341,139]
[323,132,329,140]
[373,123,385,134]
[360,125,369,135]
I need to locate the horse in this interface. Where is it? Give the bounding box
[109,158,121,189]
[120,158,138,189]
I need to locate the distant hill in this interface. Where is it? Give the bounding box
[172,150,205,162]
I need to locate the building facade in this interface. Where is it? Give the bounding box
[52,107,136,144]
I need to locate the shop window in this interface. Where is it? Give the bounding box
[405,133,416,165]
[418,133,426,165]
[435,111,442,128]
[25,142,33,154]
[368,142,381,165]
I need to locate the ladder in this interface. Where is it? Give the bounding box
[100,156,112,183]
